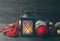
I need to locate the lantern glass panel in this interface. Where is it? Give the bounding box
[22,20,33,35]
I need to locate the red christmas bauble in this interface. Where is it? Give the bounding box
[36,25,48,37]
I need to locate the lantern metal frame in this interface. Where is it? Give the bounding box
[21,18,35,36]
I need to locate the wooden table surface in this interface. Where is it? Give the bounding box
[0,33,59,41]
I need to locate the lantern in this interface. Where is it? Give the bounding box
[21,18,35,36]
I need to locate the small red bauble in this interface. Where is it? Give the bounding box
[36,25,49,37]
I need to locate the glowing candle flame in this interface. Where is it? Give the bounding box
[23,21,33,35]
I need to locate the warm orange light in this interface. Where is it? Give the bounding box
[23,20,33,35]
[23,27,32,34]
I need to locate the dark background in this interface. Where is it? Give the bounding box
[0,0,60,41]
[0,0,60,23]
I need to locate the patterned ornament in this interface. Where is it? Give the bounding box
[54,22,60,35]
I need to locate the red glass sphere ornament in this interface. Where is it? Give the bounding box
[36,25,49,37]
